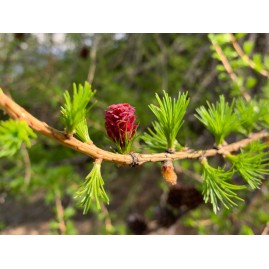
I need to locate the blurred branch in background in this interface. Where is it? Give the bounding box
[21,144,31,187]
[210,36,251,101]
[262,221,269,235]
[54,190,66,235]
[228,33,269,78]
[87,34,100,85]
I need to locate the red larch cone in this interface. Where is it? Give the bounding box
[105,103,138,152]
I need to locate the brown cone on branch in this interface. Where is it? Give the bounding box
[127,213,148,235]
[161,160,177,185]
[167,184,203,209]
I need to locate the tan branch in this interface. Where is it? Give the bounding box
[212,41,238,83]
[0,90,268,166]
[210,39,251,101]
[87,34,99,84]
[55,191,66,235]
[228,33,269,78]
[262,221,269,235]
[21,143,31,187]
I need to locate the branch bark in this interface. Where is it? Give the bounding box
[0,90,268,166]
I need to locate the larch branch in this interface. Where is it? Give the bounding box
[0,90,268,166]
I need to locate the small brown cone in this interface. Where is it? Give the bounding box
[161,160,177,185]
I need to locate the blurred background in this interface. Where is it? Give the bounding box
[0,33,269,235]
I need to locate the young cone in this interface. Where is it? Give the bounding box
[105,103,138,153]
[161,160,177,185]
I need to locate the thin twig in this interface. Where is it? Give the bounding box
[87,34,99,84]
[55,191,67,235]
[155,34,168,90]
[174,165,203,182]
[261,221,269,235]
[228,33,269,78]
[121,36,185,79]
[210,39,251,101]
[0,90,268,166]
[20,143,31,187]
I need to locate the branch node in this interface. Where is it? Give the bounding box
[129,152,139,167]
[199,152,207,163]
[166,148,175,154]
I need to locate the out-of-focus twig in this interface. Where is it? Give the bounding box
[87,34,100,85]
[55,191,67,235]
[228,33,269,78]
[21,143,31,187]
[174,164,202,183]
[261,221,269,235]
[210,39,251,101]
[122,36,185,79]
[155,34,168,90]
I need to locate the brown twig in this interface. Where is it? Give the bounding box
[21,143,32,187]
[261,221,269,235]
[210,39,251,101]
[55,191,67,235]
[228,33,269,78]
[87,34,99,84]
[0,90,268,166]
[155,34,168,90]
[174,164,203,182]
[211,41,238,82]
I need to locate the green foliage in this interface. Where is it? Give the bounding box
[75,118,91,143]
[75,161,109,214]
[257,99,269,128]
[209,33,269,100]
[195,95,238,146]
[235,33,247,39]
[201,158,245,213]
[239,225,254,235]
[208,33,230,45]
[243,41,254,55]
[235,98,263,134]
[226,142,269,189]
[246,77,257,90]
[142,122,176,152]
[61,82,95,139]
[50,205,78,235]
[264,56,269,70]
[0,119,36,157]
[142,90,189,150]
[253,54,263,71]
[113,131,138,155]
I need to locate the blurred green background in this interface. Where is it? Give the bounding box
[0,33,269,234]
